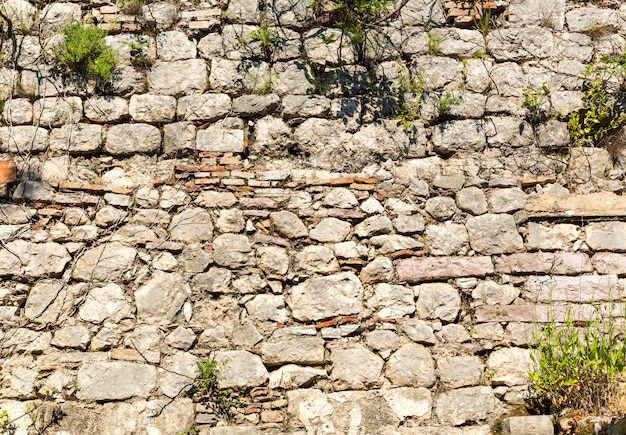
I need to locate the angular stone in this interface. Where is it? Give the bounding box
[233,94,280,117]
[386,343,435,388]
[416,282,460,323]
[84,96,129,122]
[0,204,34,224]
[160,352,197,398]
[166,327,197,351]
[431,120,486,155]
[163,121,196,155]
[425,222,469,256]
[593,253,626,275]
[396,256,494,283]
[296,245,339,275]
[502,415,555,435]
[487,348,532,386]
[49,123,103,154]
[196,127,244,152]
[269,365,327,389]
[355,216,393,238]
[51,325,90,349]
[309,217,351,243]
[472,281,519,306]
[438,356,482,388]
[365,330,402,351]
[526,192,626,218]
[232,322,263,348]
[0,126,48,153]
[192,268,231,294]
[456,186,488,215]
[489,188,527,213]
[425,196,457,221]
[180,244,212,273]
[177,93,231,123]
[105,124,161,155]
[395,214,425,234]
[287,272,363,321]
[382,387,432,422]
[369,234,421,254]
[135,271,190,324]
[402,319,436,345]
[216,209,245,233]
[169,207,213,242]
[148,59,208,96]
[77,362,157,400]
[0,240,70,279]
[266,0,313,28]
[79,283,133,323]
[331,344,384,390]
[270,211,308,238]
[494,253,592,275]
[256,246,289,275]
[368,283,415,318]
[525,274,619,302]
[283,94,332,118]
[196,191,238,208]
[435,386,501,426]
[565,7,619,33]
[213,234,253,268]
[466,214,523,255]
[129,94,176,123]
[259,336,325,366]
[3,98,31,124]
[360,257,394,284]
[156,31,197,61]
[24,280,68,323]
[487,27,554,61]
[586,222,626,251]
[245,294,288,322]
[527,223,579,251]
[33,96,82,127]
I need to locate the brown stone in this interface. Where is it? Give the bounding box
[526,192,626,218]
[494,253,592,275]
[240,197,278,208]
[475,304,597,323]
[396,256,494,283]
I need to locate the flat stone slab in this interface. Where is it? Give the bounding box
[525,274,619,302]
[396,256,494,283]
[495,253,592,275]
[526,192,626,218]
[77,362,157,400]
[475,304,597,323]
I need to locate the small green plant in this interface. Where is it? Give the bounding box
[195,356,237,419]
[528,305,626,415]
[237,23,281,61]
[122,35,152,68]
[0,409,9,433]
[437,91,461,116]
[118,0,144,15]
[317,33,337,45]
[395,67,425,128]
[522,83,550,123]
[53,22,118,81]
[427,32,444,55]
[474,8,495,35]
[567,54,626,147]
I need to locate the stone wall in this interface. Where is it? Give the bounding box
[0,0,626,433]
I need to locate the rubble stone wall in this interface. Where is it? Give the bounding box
[0,0,626,433]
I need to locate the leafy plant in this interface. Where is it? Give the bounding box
[122,35,152,68]
[195,356,238,419]
[567,54,626,147]
[0,409,9,433]
[437,91,461,116]
[522,83,550,123]
[395,67,425,128]
[427,32,444,55]
[528,305,626,415]
[238,23,281,61]
[53,22,118,81]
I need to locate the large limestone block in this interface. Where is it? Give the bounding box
[177,93,231,122]
[385,343,435,388]
[424,222,468,256]
[466,214,523,254]
[105,123,161,155]
[381,387,432,422]
[269,365,327,389]
[487,348,532,386]
[214,350,268,389]
[129,94,177,123]
[431,119,486,155]
[148,59,208,95]
[24,279,69,323]
[527,222,579,251]
[566,7,619,33]
[156,31,197,61]
[586,222,626,251]
[368,283,415,319]
[438,356,483,388]
[196,127,244,153]
[330,344,384,390]
[502,415,554,435]
[487,27,554,61]
[0,240,70,279]
[49,123,103,154]
[135,271,190,324]
[0,126,48,153]
[73,242,137,282]
[84,96,129,122]
[259,336,325,366]
[296,245,339,275]
[78,283,133,323]
[160,352,197,398]
[270,211,308,238]
[169,207,213,242]
[436,386,501,426]
[287,272,363,321]
[213,234,254,268]
[33,97,83,127]
[309,217,351,242]
[416,282,460,322]
[77,362,157,400]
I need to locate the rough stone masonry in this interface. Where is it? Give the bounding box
[0,0,625,433]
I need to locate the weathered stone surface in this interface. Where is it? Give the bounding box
[2,328,51,354]
[525,274,619,302]
[527,223,579,251]
[509,0,564,30]
[156,31,197,61]
[501,415,555,435]
[283,94,332,118]
[586,222,626,251]
[296,245,339,275]
[360,257,394,284]
[396,256,494,283]
[105,124,161,155]
[269,365,327,389]
[489,188,527,213]
[213,234,253,268]
[355,216,393,238]
[331,344,384,390]
[72,242,136,282]
[365,330,403,352]
[386,343,435,388]
[368,283,415,319]
[435,386,501,426]
[0,126,48,153]
[475,304,597,323]
[369,234,422,254]
[487,27,554,61]
[169,207,213,242]
[466,214,523,254]
[196,191,238,208]
[438,356,482,388]
[148,60,208,95]
[457,186,488,215]
[79,283,133,323]
[233,94,280,117]
[257,246,289,275]
[129,94,177,123]
[135,271,190,324]
[309,217,351,243]
[0,241,70,279]
[472,281,519,306]
[425,222,469,256]
[416,283,460,323]
[159,352,197,398]
[431,120,486,155]
[245,294,288,322]
[3,98,31,124]
[487,348,532,386]
[402,319,436,345]
[395,214,425,234]
[192,268,231,294]
[270,211,308,238]
[259,336,325,366]
[495,253,592,275]
[24,280,69,323]
[287,272,363,321]
[196,127,244,153]
[49,123,103,154]
[50,325,90,349]
[593,253,626,275]
[381,387,432,422]
[177,93,231,122]
[565,7,619,33]
[526,192,626,218]
[425,196,457,221]
[77,362,157,400]
[213,351,266,388]
[84,96,129,122]
[0,204,34,224]
[163,121,197,155]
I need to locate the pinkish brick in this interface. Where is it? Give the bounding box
[524,274,619,302]
[239,197,278,209]
[475,304,598,323]
[396,256,494,283]
[494,253,592,275]
[592,253,626,275]
[261,410,284,423]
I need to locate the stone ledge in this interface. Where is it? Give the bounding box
[526,192,626,218]
[396,256,494,283]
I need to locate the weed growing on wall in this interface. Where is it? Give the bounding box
[437,91,461,116]
[394,67,425,128]
[53,22,118,81]
[195,356,241,420]
[528,306,626,416]
[522,83,550,123]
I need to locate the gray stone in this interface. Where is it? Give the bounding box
[2,328,51,354]
[191,268,231,293]
[32,96,82,127]
[142,2,178,30]
[49,123,103,154]
[296,245,339,275]
[24,280,69,324]
[0,205,34,224]
[525,274,618,302]
[209,58,271,95]
[489,188,527,213]
[0,126,48,153]
[355,216,393,238]
[196,191,238,208]
[232,273,267,294]
[369,234,421,254]
[260,336,325,366]
[485,117,534,149]
[213,234,253,268]
[163,122,196,156]
[283,95,332,119]
[487,348,532,386]
[72,242,136,282]
[233,94,280,117]
[232,322,263,348]
[395,214,425,234]
[2,98,32,124]
[472,281,519,306]
[84,96,129,123]
[148,60,208,96]
[309,217,351,243]
[402,319,436,345]
[416,283,460,323]
[216,209,245,233]
[425,196,457,221]
[269,365,327,389]
[287,272,363,321]
[270,211,308,238]
[566,7,619,33]
[435,386,501,426]
[331,344,384,390]
[365,330,402,351]
[196,127,244,153]
[502,415,554,435]
[50,325,90,349]
[161,187,191,210]
[536,120,569,148]
[266,0,313,28]
[303,28,356,65]
[177,93,231,122]
[487,27,554,61]
[79,283,133,323]
[586,222,626,251]
[360,257,394,284]
[129,94,176,123]
[528,223,579,251]
[430,28,485,59]
[180,244,212,273]
[105,124,161,156]
[77,362,157,400]
[166,327,197,351]
[509,0,565,30]
[438,356,483,388]
[431,120,486,155]
[135,271,190,324]
[245,294,288,322]
[386,343,436,388]
[169,207,213,242]
[466,214,523,254]
[489,63,525,97]
[156,31,197,61]
[425,223,469,256]
[257,246,290,276]
[382,387,432,422]
[160,352,197,398]
[551,90,584,116]
[368,283,415,319]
